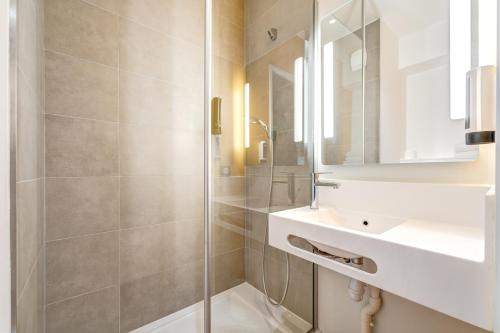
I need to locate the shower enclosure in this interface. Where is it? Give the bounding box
[9,0,315,332]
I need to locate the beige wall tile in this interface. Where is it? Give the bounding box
[45,115,119,177]
[17,180,43,294]
[214,17,244,65]
[244,0,278,25]
[46,287,119,333]
[120,270,177,333]
[17,73,43,181]
[119,18,203,87]
[82,0,120,13]
[213,248,245,294]
[17,256,44,333]
[18,0,43,95]
[173,259,203,310]
[119,71,202,130]
[45,0,119,66]
[213,224,244,257]
[119,0,204,47]
[214,0,244,28]
[119,123,203,176]
[46,231,119,303]
[120,176,203,228]
[46,177,119,240]
[45,51,118,121]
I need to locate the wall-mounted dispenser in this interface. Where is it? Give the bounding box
[211,97,222,135]
[465,66,496,144]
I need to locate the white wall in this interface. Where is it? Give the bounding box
[0,0,11,331]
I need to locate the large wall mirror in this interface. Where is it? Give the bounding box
[317,0,497,166]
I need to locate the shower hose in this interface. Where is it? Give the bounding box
[261,133,290,306]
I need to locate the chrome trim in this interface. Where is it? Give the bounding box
[9,0,17,331]
[203,0,213,331]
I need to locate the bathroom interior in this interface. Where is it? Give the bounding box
[4,0,499,332]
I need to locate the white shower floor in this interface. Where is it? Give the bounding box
[131,283,312,333]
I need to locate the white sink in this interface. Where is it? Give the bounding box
[268,180,495,331]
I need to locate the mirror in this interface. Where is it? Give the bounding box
[318,0,497,165]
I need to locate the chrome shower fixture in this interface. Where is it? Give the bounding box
[267,28,278,41]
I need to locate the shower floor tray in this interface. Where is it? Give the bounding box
[130,282,312,333]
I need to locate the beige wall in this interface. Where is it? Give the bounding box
[44,0,205,332]
[16,0,46,332]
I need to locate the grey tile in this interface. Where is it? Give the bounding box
[82,0,120,13]
[46,177,119,240]
[119,71,202,130]
[46,286,119,333]
[173,259,203,310]
[17,73,43,181]
[118,0,204,46]
[17,180,43,294]
[213,248,245,294]
[45,50,118,121]
[45,115,119,177]
[119,18,203,87]
[120,176,203,228]
[46,231,119,303]
[213,223,245,256]
[119,123,202,177]
[17,255,44,333]
[119,271,176,333]
[45,0,119,66]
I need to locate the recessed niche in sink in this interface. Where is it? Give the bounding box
[288,235,377,274]
[300,208,406,234]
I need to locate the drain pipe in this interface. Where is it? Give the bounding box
[347,279,382,333]
[360,286,382,333]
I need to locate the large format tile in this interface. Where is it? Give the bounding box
[17,256,44,333]
[46,231,119,303]
[120,176,203,228]
[119,0,204,46]
[46,286,119,333]
[17,180,43,294]
[18,0,43,95]
[119,18,203,87]
[119,259,203,332]
[119,71,202,130]
[120,220,203,283]
[17,73,43,181]
[213,248,245,294]
[119,123,202,176]
[45,0,119,66]
[119,270,176,333]
[82,0,120,13]
[45,115,118,177]
[45,51,118,121]
[46,177,119,240]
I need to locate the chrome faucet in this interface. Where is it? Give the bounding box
[273,172,295,206]
[310,172,340,209]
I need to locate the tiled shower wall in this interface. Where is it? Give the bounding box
[44,0,204,332]
[16,0,45,332]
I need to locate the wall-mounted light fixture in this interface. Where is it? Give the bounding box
[294,57,304,142]
[449,0,471,120]
[465,66,496,145]
[244,83,250,148]
[323,42,334,139]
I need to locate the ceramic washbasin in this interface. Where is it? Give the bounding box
[268,180,495,331]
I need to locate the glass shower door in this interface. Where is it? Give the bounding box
[208,0,316,332]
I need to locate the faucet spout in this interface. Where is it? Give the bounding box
[310,172,340,209]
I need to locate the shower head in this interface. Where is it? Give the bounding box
[250,117,273,140]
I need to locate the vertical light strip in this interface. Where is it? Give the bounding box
[479,0,497,67]
[294,57,304,142]
[323,42,334,138]
[449,0,471,120]
[244,83,250,148]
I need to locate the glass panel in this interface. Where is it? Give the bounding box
[210,0,315,332]
[320,0,364,166]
